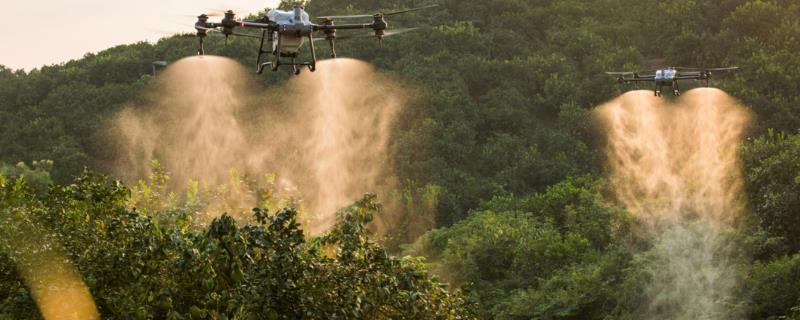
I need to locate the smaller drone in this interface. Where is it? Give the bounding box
[606,66,739,96]
[193,4,436,75]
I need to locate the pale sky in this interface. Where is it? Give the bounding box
[0,0,279,71]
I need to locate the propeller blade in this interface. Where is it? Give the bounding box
[317,4,439,20]
[705,66,739,71]
[204,6,254,14]
[605,72,634,75]
[384,4,439,16]
[316,14,374,20]
[180,13,222,18]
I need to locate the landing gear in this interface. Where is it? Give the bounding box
[329,39,337,58]
[321,18,338,58]
[252,32,319,76]
[306,34,317,72]
[271,35,281,72]
[255,30,270,74]
[197,37,205,55]
[292,60,301,75]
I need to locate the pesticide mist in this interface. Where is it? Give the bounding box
[110,56,404,233]
[595,88,750,319]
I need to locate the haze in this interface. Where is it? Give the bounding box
[0,0,278,71]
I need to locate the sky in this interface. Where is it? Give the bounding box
[0,0,279,71]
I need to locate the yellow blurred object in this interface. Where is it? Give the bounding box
[17,252,99,320]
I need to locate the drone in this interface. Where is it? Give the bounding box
[193,4,435,75]
[606,66,739,96]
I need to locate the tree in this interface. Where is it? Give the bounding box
[0,172,475,319]
[414,176,632,318]
[742,131,800,256]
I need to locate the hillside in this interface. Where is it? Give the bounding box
[2,0,800,319]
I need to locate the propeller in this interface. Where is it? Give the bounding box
[705,66,739,71]
[204,6,256,17]
[180,12,222,18]
[384,4,439,16]
[317,4,438,20]
[317,13,374,20]
[188,23,262,40]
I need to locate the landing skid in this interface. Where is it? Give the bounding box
[255,32,318,75]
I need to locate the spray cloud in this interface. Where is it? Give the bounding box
[595,88,750,318]
[109,56,404,233]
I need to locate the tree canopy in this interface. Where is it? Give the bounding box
[3,0,800,318]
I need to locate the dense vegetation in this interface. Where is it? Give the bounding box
[1,173,473,319]
[2,0,800,318]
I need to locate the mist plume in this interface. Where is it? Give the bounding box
[595,88,750,318]
[109,56,404,233]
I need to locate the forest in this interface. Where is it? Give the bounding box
[2,0,800,319]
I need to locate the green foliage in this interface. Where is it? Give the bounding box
[415,176,632,318]
[738,131,800,318]
[742,131,800,257]
[747,253,800,319]
[0,160,53,193]
[126,161,283,231]
[0,172,474,319]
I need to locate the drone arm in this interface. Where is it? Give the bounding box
[674,75,704,80]
[200,22,222,29]
[623,77,656,82]
[239,21,273,29]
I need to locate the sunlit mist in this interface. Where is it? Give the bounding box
[109,56,404,234]
[595,88,751,319]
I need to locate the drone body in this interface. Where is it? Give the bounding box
[266,7,314,58]
[194,5,433,75]
[606,66,739,96]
